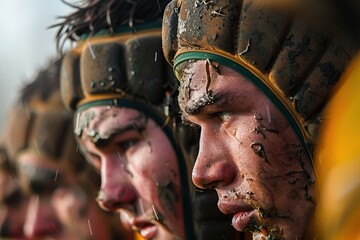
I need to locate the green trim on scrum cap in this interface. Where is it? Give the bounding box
[76,98,196,240]
[174,51,314,169]
[79,19,162,40]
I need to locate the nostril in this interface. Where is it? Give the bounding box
[96,187,136,211]
[192,170,212,189]
[192,157,237,190]
[97,199,127,212]
[96,197,119,212]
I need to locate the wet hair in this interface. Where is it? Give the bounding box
[54,0,170,51]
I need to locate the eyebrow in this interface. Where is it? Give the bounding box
[183,90,236,117]
[19,162,58,182]
[19,163,61,194]
[94,121,145,148]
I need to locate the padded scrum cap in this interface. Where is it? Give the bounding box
[163,0,358,151]
[1,58,85,172]
[61,29,177,115]
[2,98,85,173]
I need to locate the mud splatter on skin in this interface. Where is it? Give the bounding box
[283,145,316,203]
[156,180,179,212]
[252,225,283,240]
[195,0,216,8]
[76,109,150,145]
[183,59,222,115]
[242,135,312,239]
[251,111,315,203]
[211,5,228,17]
[252,113,279,139]
[117,151,133,178]
[250,142,269,163]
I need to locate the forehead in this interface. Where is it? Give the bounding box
[76,105,149,144]
[177,59,256,92]
[176,60,262,111]
[77,106,143,129]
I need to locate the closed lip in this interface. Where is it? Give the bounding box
[120,208,159,238]
[131,214,158,239]
[217,199,254,215]
[130,212,158,239]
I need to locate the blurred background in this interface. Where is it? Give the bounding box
[0,0,73,130]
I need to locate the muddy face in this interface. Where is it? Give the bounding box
[17,151,113,240]
[176,60,316,240]
[77,106,184,240]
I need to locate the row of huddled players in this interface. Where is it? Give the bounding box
[1,0,360,240]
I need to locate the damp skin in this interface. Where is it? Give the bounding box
[17,151,113,240]
[78,106,185,240]
[177,60,316,240]
[0,169,27,238]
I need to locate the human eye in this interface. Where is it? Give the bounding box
[210,111,231,123]
[116,139,139,152]
[218,112,231,122]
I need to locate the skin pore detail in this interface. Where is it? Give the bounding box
[77,105,186,239]
[76,107,149,146]
[156,180,179,212]
[176,60,316,239]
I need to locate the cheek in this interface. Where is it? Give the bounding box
[225,115,300,180]
[132,142,182,211]
[52,187,88,220]
[130,137,179,179]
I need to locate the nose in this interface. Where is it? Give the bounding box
[97,186,137,211]
[192,127,237,189]
[97,157,137,212]
[23,195,60,238]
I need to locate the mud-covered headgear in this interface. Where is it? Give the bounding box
[60,22,202,238]
[59,1,242,238]
[162,0,358,162]
[1,59,87,175]
[61,26,179,127]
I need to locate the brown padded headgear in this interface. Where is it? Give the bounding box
[1,94,85,173]
[162,0,358,152]
[61,25,242,239]
[61,27,178,118]
[1,59,86,173]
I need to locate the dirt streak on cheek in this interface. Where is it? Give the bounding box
[156,180,179,213]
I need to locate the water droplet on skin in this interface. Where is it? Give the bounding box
[266,105,271,123]
[88,219,93,235]
[254,113,264,121]
[152,205,159,220]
